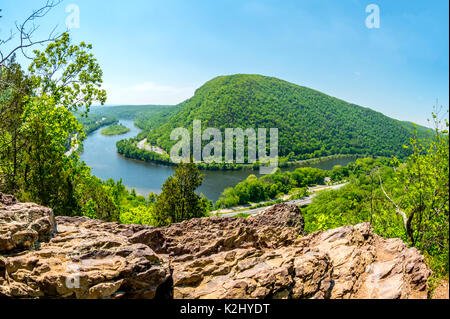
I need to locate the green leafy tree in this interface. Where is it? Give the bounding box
[0,56,32,194]
[1,32,107,216]
[19,33,106,213]
[154,161,207,226]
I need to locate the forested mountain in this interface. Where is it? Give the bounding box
[143,74,430,160]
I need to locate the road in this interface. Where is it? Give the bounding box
[137,138,166,155]
[219,182,347,218]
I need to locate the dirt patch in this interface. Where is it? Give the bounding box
[431,280,449,299]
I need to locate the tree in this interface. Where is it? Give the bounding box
[0,31,106,215]
[1,1,64,194]
[0,56,31,194]
[379,107,449,273]
[0,3,144,223]
[154,161,207,226]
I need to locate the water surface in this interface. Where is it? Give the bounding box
[81,120,357,202]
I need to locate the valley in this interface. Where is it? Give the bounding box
[1,1,448,303]
[80,119,358,202]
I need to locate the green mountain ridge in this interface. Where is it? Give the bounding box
[140,74,431,160]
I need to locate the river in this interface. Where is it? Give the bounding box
[80,119,357,202]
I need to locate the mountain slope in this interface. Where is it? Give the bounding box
[145,74,430,160]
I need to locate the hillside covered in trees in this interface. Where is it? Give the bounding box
[77,104,180,133]
[137,74,430,162]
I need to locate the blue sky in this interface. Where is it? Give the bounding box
[1,0,448,126]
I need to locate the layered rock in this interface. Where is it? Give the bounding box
[0,195,171,299]
[0,195,56,253]
[135,203,305,260]
[0,196,432,299]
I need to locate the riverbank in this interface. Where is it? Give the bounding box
[81,119,360,202]
[212,182,348,217]
[118,138,363,172]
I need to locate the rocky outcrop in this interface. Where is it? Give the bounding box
[0,195,170,299]
[138,203,305,259]
[168,221,430,299]
[0,195,56,254]
[0,196,432,299]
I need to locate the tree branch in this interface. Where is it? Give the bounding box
[378,171,409,229]
[0,0,63,64]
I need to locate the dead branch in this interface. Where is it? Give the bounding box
[378,171,409,229]
[0,0,63,65]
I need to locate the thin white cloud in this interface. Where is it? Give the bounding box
[102,82,195,105]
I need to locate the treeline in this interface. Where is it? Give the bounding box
[215,164,351,208]
[116,138,173,165]
[133,104,181,130]
[116,136,300,171]
[77,113,118,135]
[80,104,180,134]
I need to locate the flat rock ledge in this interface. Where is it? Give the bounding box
[0,195,431,299]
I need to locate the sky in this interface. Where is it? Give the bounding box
[1,0,448,126]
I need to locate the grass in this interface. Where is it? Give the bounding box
[234,213,251,218]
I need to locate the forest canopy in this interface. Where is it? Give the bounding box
[140,74,432,163]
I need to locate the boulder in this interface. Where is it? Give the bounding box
[0,197,432,299]
[0,194,56,253]
[0,198,170,299]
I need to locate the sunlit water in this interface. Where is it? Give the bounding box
[80,119,357,202]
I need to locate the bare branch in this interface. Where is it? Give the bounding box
[378,171,409,229]
[0,0,63,64]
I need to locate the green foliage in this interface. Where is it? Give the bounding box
[215,166,345,208]
[77,113,118,134]
[28,32,106,112]
[397,113,449,275]
[87,104,179,122]
[145,74,432,162]
[0,34,118,219]
[0,56,32,194]
[101,123,130,136]
[303,118,449,277]
[116,138,172,165]
[153,161,208,226]
[119,206,155,225]
[1,33,107,215]
[288,187,309,200]
[80,104,180,138]
[234,213,250,218]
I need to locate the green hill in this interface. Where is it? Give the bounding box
[140,74,431,160]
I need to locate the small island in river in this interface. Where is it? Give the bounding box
[101,123,131,136]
